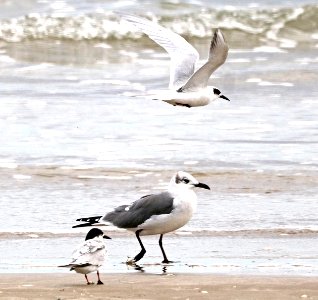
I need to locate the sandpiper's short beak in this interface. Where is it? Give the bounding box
[103,235,112,239]
[220,95,230,101]
[194,182,211,190]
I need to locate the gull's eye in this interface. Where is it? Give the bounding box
[213,88,221,95]
[183,178,190,184]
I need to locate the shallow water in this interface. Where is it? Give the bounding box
[1,233,318,276]
[0,0,318,274]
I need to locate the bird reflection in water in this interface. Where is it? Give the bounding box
[127,262,171,274]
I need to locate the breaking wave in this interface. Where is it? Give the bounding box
[0,5,317,48]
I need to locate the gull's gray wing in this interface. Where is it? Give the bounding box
[119,14,199,89]
[103,192,174,228]
[179,29,228,91]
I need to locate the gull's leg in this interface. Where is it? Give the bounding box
[159,234,173,263]
[132,229,146,263]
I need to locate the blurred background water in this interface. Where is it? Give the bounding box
[0,0,317,274]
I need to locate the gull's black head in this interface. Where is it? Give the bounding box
[174,171,210,190]
[213,88,230,101]
[85,228,111,240]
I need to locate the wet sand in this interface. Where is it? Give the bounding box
[0,273,317,300]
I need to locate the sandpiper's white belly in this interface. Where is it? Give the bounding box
[73,264,99,274]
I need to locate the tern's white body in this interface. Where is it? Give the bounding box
[152,87,220,107]
[120,14,230,107]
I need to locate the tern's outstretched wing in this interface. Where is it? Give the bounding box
[179,29,228,92]
[120,14,199,89]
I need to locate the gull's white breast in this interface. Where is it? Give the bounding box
[135,189,197,236]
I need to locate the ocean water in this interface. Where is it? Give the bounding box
[0,0,318,275]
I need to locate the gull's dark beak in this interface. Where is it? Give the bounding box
[220,95,230,101]
[103,235,112,239]
[194,182,211,190]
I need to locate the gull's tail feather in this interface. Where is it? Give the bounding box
[72,216,103,228]
[58,263,75,268]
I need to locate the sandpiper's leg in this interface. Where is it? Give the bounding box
[85,274,93,285]
[96,270,103,285]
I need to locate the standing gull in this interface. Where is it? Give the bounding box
[59,228,111,285]
[120,13,230,107]
[73,171,210,264]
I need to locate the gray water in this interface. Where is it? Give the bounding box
[0,0,317,274]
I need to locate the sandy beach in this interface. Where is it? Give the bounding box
[0,273,318,300]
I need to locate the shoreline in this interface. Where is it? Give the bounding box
[2,228,318,239]
[0,273,317,299]
[2,233,318,276]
